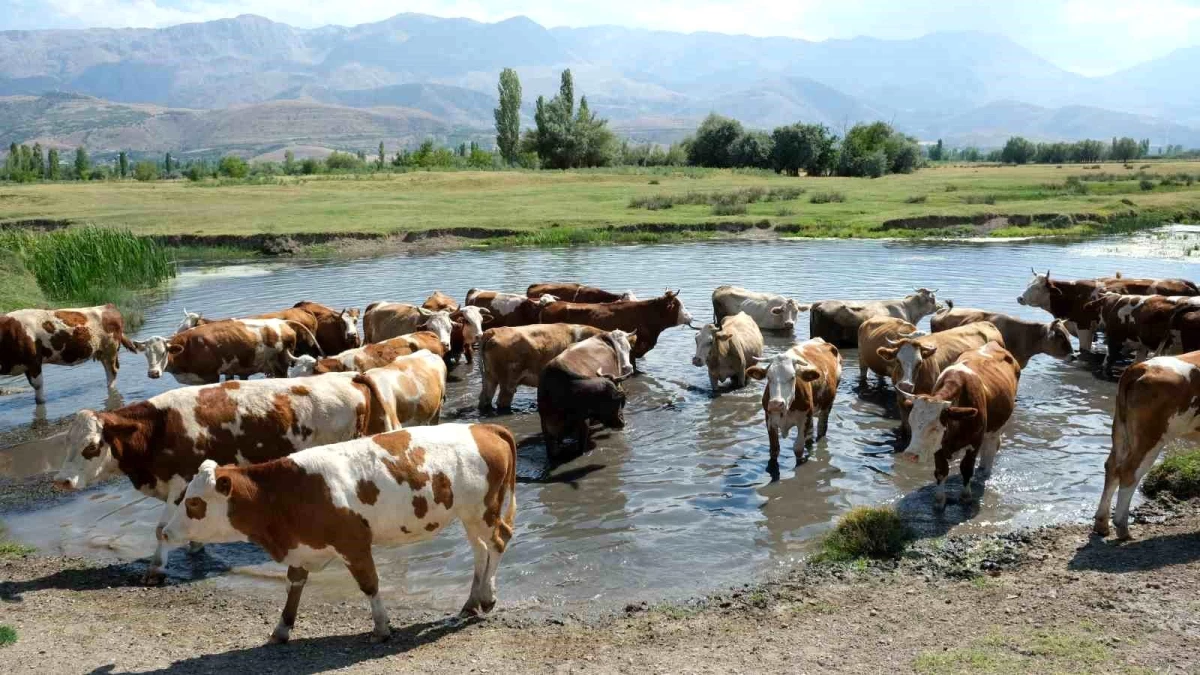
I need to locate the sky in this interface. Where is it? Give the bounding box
[3,0,1199,76]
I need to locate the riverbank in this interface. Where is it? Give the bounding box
[1,497,1197,673]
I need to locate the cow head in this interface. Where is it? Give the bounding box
[132,336,182,379]
[1018,269,1058,310]
[535,294,558,307]
[177,309,204,333]
[692,324,719,367]
[416,308,453,351]
[453,306,488,345]
[162,460,247,546]
[1043,319,1074,360]
[771,298,810,331]
[619,291,639,302]
[591,373,630,429]
[898,392,977,462]
[339,308,360,347]
[663,290,693,327]
[906,288,940,321]
[877,337,937,394]
[54,410,119,490]
[287,352,317,377]
[745,351,820,415]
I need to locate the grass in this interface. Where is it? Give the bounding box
[0,250,49,313]
[0,524,34,559]
[1141,449,1200,501]
[0,162,1196,243]
[904,195,928,203]
[809,191,846,204]
[0,625,15,648]
[913,627,1141,674]
[816,506,911,562]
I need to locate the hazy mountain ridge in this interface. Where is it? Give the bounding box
[0,13,1196,153]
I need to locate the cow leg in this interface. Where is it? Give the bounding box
[1134,344,1148,363]
[979,432,1002,476]
[542,416,560,461]
[270,566,310,644]
[958,446,979,503]
[1104,340,1121,378]
[816,406,831,440]
[26,363,45,405]
[1077,327,1094,354]
[147,497,178,584]
[478,377,496,410]
[767,425,781,475]
[709,373,720,391]
[1093,453,1120,537]
[1114,440,1166,541]
[792,424,808,463]
[460,518,493,616]
[346,554,390,642]
[102,349,119,392]
[495,385,517,411]
[576,418,591,452]
[933,454,950,511]
[464,344,474,365]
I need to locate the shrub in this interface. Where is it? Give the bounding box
[0,624,15,648]
[711,203,748,216]
[1064,176,1089,194]
[1140,179,1155,191]
[810,191,846,204]
[648,179,660,185]
[1141,450,1200,500]
[628,195,674,210]
[944,184,959,192]
[819,506,910,561]
[776,206,796,217]
[132,161,159,182]
[964,194,997,205]
[904,195,928,204]
[218,155,248,178]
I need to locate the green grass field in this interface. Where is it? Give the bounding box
[2,162,1199,238]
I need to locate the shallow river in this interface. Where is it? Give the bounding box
[2,233,1197,613]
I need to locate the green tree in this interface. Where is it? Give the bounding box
[1000,136,1037,164]
[377,142,385,170]
[771,123,838,176]
[838,122,916,177]
[218,155,248,178]
[133,160,159,182]
[729,131,773,169]
[1110,136,1141,162]
[283,150,296,175]
[47,147,59,180]
[165,152,173,175]
[522,69,612,169]
[74,146,89,180]
[31,143,44,179]
[118,151,128,178]
[686,114,744,168]
[1072,139,1105,163]
[572,96,618,167]
[928,139,944,161]
[494,68,523,165]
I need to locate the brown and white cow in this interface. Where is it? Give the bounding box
[898,342,1021,510]
[712,285,810,332]
[931,304,1073,368]
[856,316,920,387]
[692,312,764,390]
[526,283,636,304]
[179,303,354,357]
[538,291,694,365]
[162,423,517,643]
[465,289,557,328]
[422,291,460,313]
[288,332,446,377]
[1084,293,1200,374]
[477,323,605,410]
[135,319,310,384]
[877,321,1004,432]
[362,302,453,351]
[53,374,392,581]
[447,305,489,365]
[1,304,136,405]
[359,350,448,429]
[809,289,940,347]
[538,331,636,459]
[1096,274,1199,297]
[1093,353,1200,540]
[1170,304,1200,354]
[746,338,842,471]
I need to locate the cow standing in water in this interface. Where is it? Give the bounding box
[711,286,808,332]
[808,289,940,346]
[692,312,764,390]
[527,283,636,304]
[539,291,694,367]
[537,331,636,459]
[931,304,1073,368]
[746,338,842,474]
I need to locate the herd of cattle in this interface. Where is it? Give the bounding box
[2,272,1200,642]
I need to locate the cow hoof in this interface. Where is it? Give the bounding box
[187,542,205,555]
[1092,518,1110,538]
[268,631,290,645]
[934,494,947,512]
[480,599,496,614]
[369,628,392,644]
[1115,525,1132,541]
[959,487,973,503]
[142,570,167,586]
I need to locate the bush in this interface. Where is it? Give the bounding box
[218,155,248,178]
[1064,176,1089,194]
[963,194,997,205]
[904,195,928,204]
[132,161,159,182]
[944,184,959,192]
[0,624,15,648]
[687,114,744,168]
[819,506,911,561]
[1140,179,1155,191]
[711,203,748,216]
[628,195,674,210]
[1141,450,1200,501]
[776,206,796,217]
[810,191,846,204]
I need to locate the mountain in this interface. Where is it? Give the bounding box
[0,13,1196,152]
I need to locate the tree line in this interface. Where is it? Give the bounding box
[994,136,1152,165]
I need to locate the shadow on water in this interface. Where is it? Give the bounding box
[94,617,473,675]
[1068,531,1200,573]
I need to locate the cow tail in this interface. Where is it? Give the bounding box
[285,320,324,357]
[119,333,139,354]
[477,330,492,379]
[353,373,397,435]
[492,424,518,551]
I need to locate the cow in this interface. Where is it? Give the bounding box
[362,302,453,351]
[134,319,312,385]
[178,303,354,357]
[447,305,489,365]
[477,324,606,410]
[1093,353,1200,540]
[1096,274,1199,297]
[897,342,1021,510]
[53,374,393,581]
[537,331,635,459]
[422,291,460,313]
[161,423,517,643]
[746,338,842,472]
[711,285,810,332]
[856,316,920,387]
[876,321,1004,432]
[1170,304,1200,354]
[931,303,1073,368]
[288,332,446,377]
[465,289,557,328]
[692,312,764,390]
[1084,293,1199,375]
[526,283,636,304]
[808,289,940,347]
[0,304,137,406]
[359,350,448,429]
[538,291,694,365]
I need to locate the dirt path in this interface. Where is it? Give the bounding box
[2,500,1198,674]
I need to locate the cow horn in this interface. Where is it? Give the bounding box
[477,307,492,316]
[897,389,916,401]
[884,336,907,346]
[1030,267,1038,276]
[284,349,298,365]
[597,368,632,383]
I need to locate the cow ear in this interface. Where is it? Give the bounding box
[900,398,914,411]
[626,335,637,347]
[876,347,898,361]
[215,475,232,496]
[168,344,184,355]
[745,365,768,380]
[919,344,938,358]
[946,407,978,421]
[799,367,821,382]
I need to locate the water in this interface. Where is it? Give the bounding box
[2,235,1197,613]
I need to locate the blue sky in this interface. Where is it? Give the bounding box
[3,0,1199,76]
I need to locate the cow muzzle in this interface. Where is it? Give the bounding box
[54,477,78,490]
[766,399,786,414]
[1016,297,1026,306]
[783,322,795,330]
[897,381,915,394]
[691,357,703,367]
[149,370,162,379]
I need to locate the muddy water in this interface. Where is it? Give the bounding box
[2,236,1197,613]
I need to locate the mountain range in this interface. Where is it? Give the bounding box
[1,13,1198,157]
